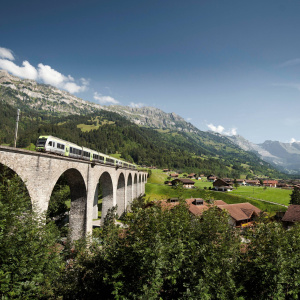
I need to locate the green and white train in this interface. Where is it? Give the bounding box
[36,135,137,169]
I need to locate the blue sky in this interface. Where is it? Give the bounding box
[1,0,300,143]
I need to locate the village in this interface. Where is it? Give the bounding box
[143,168,300,230]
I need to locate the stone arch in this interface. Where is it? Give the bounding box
[133,173,138,199]
[0,163,32,209]
[52,168,87,241]
[116,173,125,216]
[127,173,133,208]
[99,171,114,224]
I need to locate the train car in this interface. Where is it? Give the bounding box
[36,135,137,169]
[69,142,83,159]
[36,135,68,156]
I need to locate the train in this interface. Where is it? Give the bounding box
[36,135,137,169]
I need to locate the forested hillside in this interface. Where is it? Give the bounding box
[0,101,286,178]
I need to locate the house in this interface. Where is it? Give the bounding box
[217,202,261,227]
[213,178,233,191]
[245,180,260,186]
[160,198,226,216]
[163,169,169,172]
[207,174,217,182]
[171,178,195,189]
[263,180,278,188]
[185,198,227,216]
[236,179,246,186]
[170,173,179,178]
[282,205,300,228]
[187,173,196,179]
[159,198,261,228]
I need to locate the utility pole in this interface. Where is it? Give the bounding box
[14,109,20,148]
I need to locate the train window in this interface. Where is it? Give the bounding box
[36,138,47,147]
[53,142,55,147]
[48,141,52,146]
[99,156,104,161]
[57,143,65,150]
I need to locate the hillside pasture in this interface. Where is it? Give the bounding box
[231,186,291,206]
[145,183,284,212]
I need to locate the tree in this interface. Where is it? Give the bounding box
[290,186,300,205]
[0,166,63,298]
[233,178,239,189]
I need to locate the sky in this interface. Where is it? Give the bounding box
[1,0,300,144]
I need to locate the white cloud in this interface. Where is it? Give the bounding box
[94,92,119,105]
[278,58,300,68]
[37,63,68,87]
[0,46,89,94]
[0,59,38,80]
[229,128,237,136]
[0,47,14,60]
[129,102,145,108]
[207,123,237,136]
[207,123,225,134]
[290,138,300,143]
[186,117,192,121]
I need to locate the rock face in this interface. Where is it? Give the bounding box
[103,105,197,132]
[0,69,101,115]
[228,135,300,174]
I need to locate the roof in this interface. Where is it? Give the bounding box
[213,178,231,186]
[263,180,278,184]
[172,178,195,184]
[217,202,261,221]
[282,205,300,222]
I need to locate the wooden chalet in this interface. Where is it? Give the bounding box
[213,178,233,191]
[171,178,195,189]
[245,180,260,186]
[282,205,300,228]
[170,173,179,178]
[263,180,278,188]
[207,174,217,182]
[217,202,261,227]
[187,173,196,179]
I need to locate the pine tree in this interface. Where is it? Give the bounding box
[290,186,300,205]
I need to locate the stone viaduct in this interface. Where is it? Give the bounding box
[0,146,147,240]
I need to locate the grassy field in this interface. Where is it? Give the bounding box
[147,169,169,184]
[231,186,292,206]
[145,183,284,212]
[145,170,287,212]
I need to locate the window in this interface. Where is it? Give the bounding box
[57,143,65,150]
[36,138,47,147]
[106,158,115,164]
[48,141,52,146]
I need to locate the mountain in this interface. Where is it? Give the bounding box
[0,69,287,178]
[103,105,196,132]
[228,135,300,175]
[0,69,101,115]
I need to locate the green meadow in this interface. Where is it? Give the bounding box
[231,186,292,206]
[145,169,288,212]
